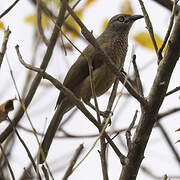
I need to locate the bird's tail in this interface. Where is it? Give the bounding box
[39,104,65,164]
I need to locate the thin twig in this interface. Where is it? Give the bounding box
[152,0,180,15]
[106,78,119,113]
[36,0,49,46]
[0,0,67,144]
[7,117,42,180]
[18,123,134,139]
[157,107,180,119]
[138,0,160,61]
[44,162,54,180]
[0,144,15,180]
[99,138,109,180]
[6,54,44,176]
[166,86,180,96]
[62,144,84,180]
[36,0,82,48]
[0,0,20,19]
[21,35,41,98]
[157,121,180,167]
[158,0,178,61]
[41,165,50,180]
[126,110,138,150]
[132,55,144,96]
[87,57,101,123]
[98,78,120,178]
[58,108,78,130]
[0,28,11,68]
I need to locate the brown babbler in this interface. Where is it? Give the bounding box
[39,14,143,163]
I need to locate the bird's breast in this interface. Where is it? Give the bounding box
[104,36,128,69]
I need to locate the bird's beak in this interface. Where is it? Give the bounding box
[130,15,144,21]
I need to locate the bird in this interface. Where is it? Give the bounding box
[39,14,143,163]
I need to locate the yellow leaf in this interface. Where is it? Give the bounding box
[64,9,83,39]
[25,14,35,25]
[120,0,133,15]
[24,13,50,28]
[0,21,5,30]
[102,18,109,32]
[84,0,97,7]
[133,31,166,51]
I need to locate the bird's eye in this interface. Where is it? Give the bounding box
[118,17,125,22]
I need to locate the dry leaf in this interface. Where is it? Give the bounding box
[84,0,98,7]
[64,9,83,39]
[0,21,5,30]
[24,13,50,28]
[120,0,133,14]
[133,31,166,51]
[0,99,15,123]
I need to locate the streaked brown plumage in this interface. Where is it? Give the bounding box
[39,14,143,163]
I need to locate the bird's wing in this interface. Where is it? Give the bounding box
[56,44,104,106]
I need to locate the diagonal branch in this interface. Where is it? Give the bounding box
[62,144,84,180]
[158,0,178,59]
[119,11,180,180]
[152,0,180,15]
[0,0,20,19]
[166,86,180,96]
[0,28,11,68]
[0,0,67,144]
[138,0,160,61]
[156,121,180,166]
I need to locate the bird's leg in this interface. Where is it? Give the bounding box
[83,100,112,119]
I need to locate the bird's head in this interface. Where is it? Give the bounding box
[105,14,143,34]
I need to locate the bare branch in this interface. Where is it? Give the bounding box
[156,122,180,167]
[36,0,49,46]
[152,0,180,15]
[87,56,101,123]
[166,86,180,96]
[62,144,84,180]
[138,0,160,61]
[126,110,138,150]
[0,0,20,19]
[132,55,144,96]
[0,144,15,180]
[0,28,11,68]
[7,117,42,179]
[41,165,50,180]
[119,11,180,180]
[0,1,67,144]
[157,107,180,119]
[158,0,178,59]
